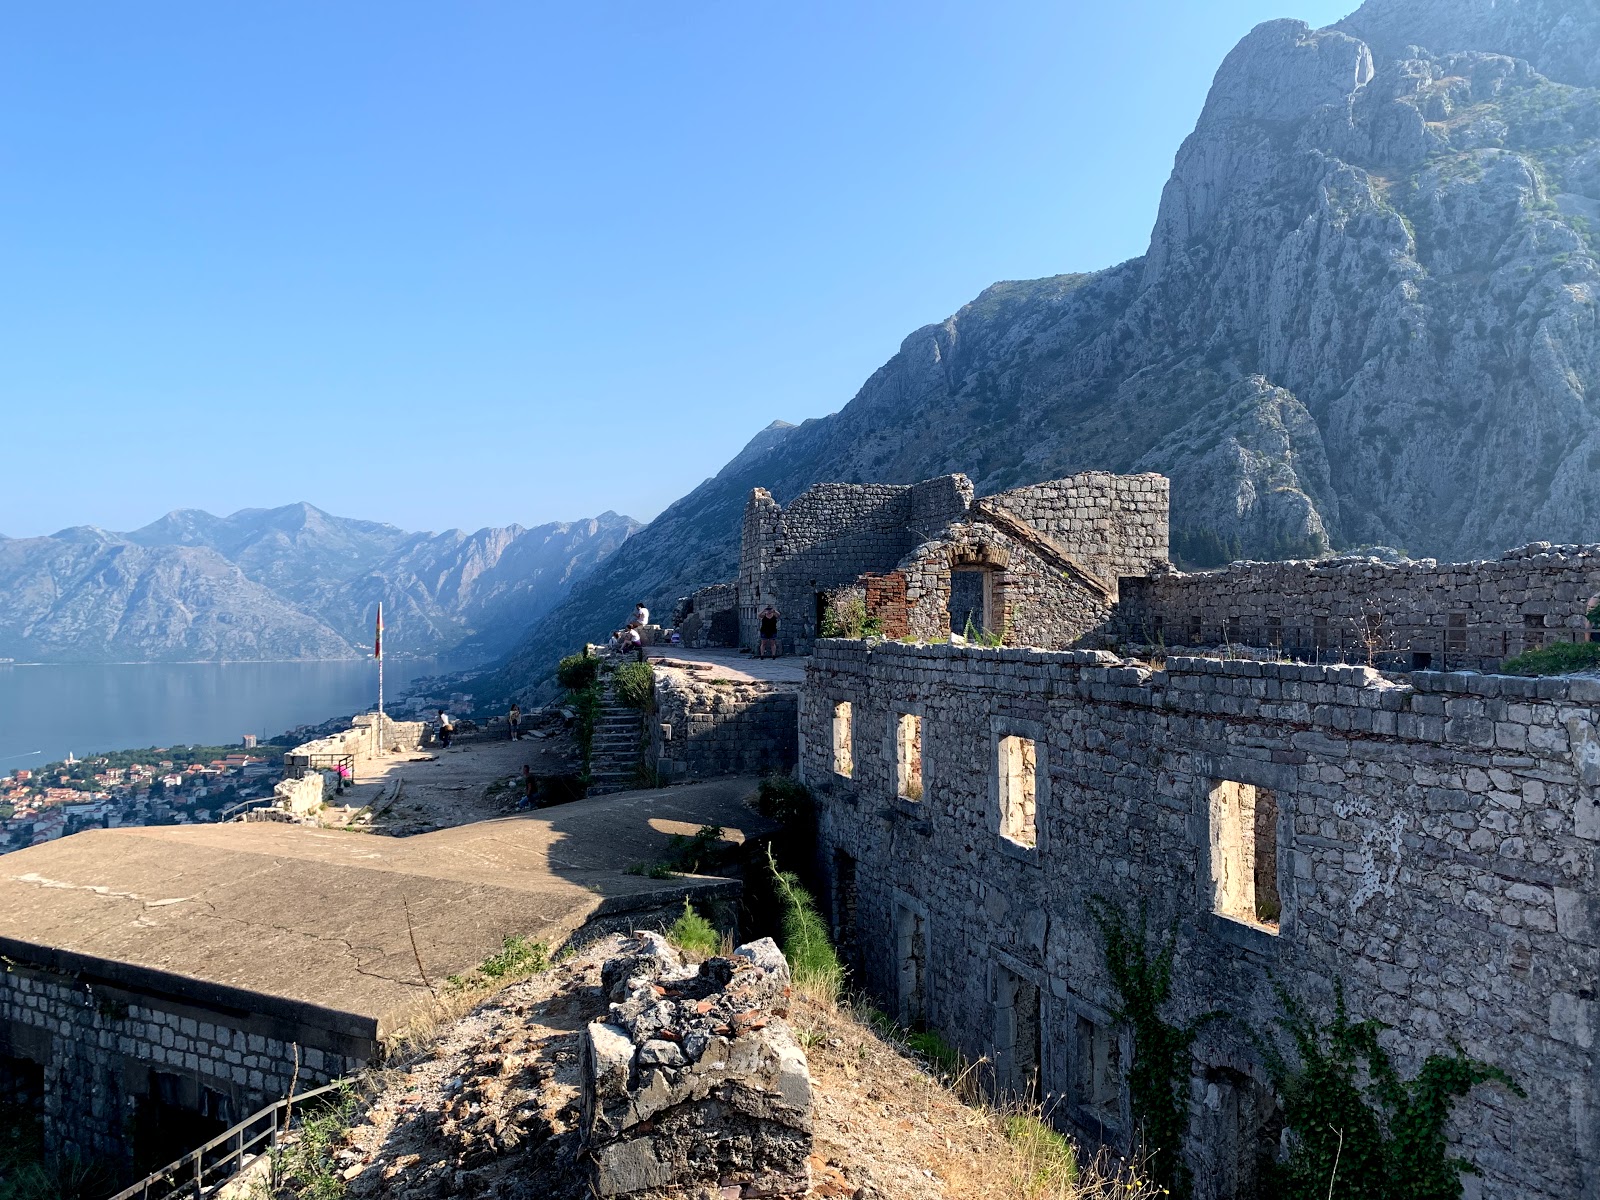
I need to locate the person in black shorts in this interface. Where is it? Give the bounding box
[758,604,781,658]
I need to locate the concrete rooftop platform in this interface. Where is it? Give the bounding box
[650,646,806,686]
[0,778,773,1039]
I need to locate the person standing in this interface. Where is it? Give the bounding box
[437,710,454,749]
[521,763,537,810]
[758,604,781,658]
[508,702,522,741]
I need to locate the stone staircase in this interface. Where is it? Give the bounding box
[588,684,644,795]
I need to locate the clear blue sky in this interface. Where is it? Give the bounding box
[1,0,1353,539]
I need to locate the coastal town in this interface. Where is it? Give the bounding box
[0,742,285,853]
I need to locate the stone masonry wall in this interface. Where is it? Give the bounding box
[985,471,1170,591]
[1110,544,1600,671]
[800,639,1600,1200]
[888,523,1113,648]
[0,962,364,1167]
[647,669,799,782]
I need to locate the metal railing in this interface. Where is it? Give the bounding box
[106,1079,349,1200]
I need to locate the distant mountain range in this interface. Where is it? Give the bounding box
[496,0,1600,693]
[0,504,638,664]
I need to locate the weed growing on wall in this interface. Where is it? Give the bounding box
[1089,898,1223,1200]
[1258,979,1522,1200]
[612,661,654,709]
[445,936,549,991]
[767,846,844,1005]
[269,1085,361,1200]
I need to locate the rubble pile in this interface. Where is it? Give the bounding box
[581,932,813,1198]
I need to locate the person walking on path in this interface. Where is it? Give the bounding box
[437,710,454,749]
[508,702,522,740]
[758,604,781,658]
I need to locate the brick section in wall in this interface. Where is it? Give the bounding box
[800,638,1600,1200]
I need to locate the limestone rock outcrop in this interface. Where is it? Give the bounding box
[500,0,1600,688]
[579,933,812,1198]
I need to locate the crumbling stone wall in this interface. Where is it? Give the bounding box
[674,582,739,648]
[646,668,798,781]
[0,962,362,1168]
[983,471,1170,589]
[889,522,1113,648]
[800,639,1600,1200]
[1109,544,1600,671]
[580,932,811,1197]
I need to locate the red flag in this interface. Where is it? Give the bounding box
[374,603,383,660]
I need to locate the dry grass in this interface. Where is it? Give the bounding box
[795,991,1164,1200]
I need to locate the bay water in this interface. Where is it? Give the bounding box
[0,660,435,767]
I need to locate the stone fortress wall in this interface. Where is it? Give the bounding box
[0,957,363,1168]
[800,639,1600,1200]
[645,669,798,783]
[1108,545,1600,672]
[270,712,425,818]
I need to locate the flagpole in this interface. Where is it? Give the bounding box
[376,602,385,757]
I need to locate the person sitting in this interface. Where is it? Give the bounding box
[619,625,644,661]
[628,601,650,629]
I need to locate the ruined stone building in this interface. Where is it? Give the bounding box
[719,471,1170,655]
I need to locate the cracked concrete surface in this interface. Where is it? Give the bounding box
[0,776,772,1039]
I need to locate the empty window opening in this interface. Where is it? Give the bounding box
[949,568,990,637]
[1072,1014,1122,1130]
[1208,780,1280,931]
[994,965,1041,1100]
[832,702,854,778]
[1186,616,1202,645]
[1312,615,1329,653]
[832,849,858,954]
[1524,613,1546,651]
[1446,613,1468,656]
[998,735,1037,849]
[896,714,923,801]
[1226,615,1242,645]
[895,905,927,1027]
[814,591,829,638]
[135,1069,227,1175]
[1264,615,1283,649]
[0,1055,43,1110]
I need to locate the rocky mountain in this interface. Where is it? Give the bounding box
[498,0,1600,690]
[0,505,638,663]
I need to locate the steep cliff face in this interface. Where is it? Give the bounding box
[499,0,1600,689]
[0,506,639,663]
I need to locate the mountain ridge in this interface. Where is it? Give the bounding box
[495,0,1600,693]
[0,504,640,664]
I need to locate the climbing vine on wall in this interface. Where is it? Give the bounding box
[1088,898,1222,1200]
[1257,978,1523,1200]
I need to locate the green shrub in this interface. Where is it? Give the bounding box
[1500,640,1600,676]
[557,652,599,690]
[819,591,879,639]
[906,1029,962,1077]
[448,935,549,990]
[612,661,654,709]
[757,774,813,826]
[270,1085,361,1200]
[665,824,727,874]
[666,899,721,958]
[767,847,844,1004]
[1259,979,1522,1200]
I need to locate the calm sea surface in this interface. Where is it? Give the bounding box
[0,660,435,765]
